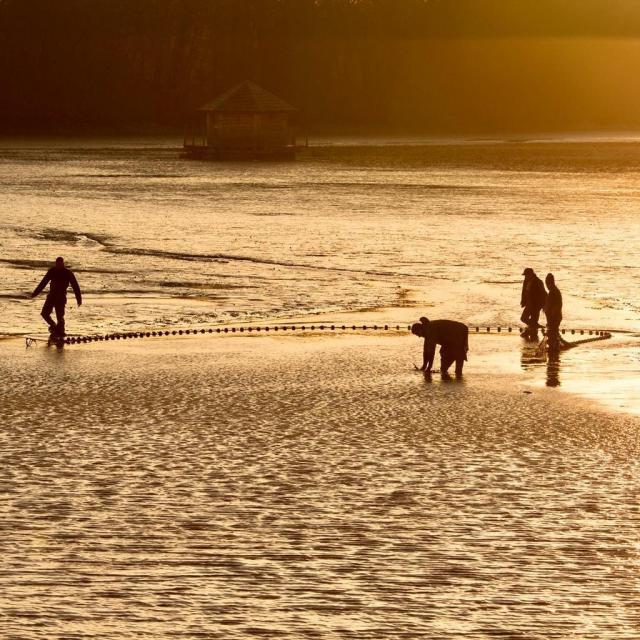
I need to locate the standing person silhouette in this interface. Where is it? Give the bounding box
[544,272,566,348]
[520,267,546,339]
[31,257,82,336]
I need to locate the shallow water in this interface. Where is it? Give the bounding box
[1,138,640,336]
[1,335,639,639]
[2,138,640,637]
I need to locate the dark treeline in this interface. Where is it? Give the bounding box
[2,0,640,133]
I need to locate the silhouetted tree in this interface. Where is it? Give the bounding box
[1,0,640,132]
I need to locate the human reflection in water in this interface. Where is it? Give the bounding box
[520,337,562,387]
[545,343,561,387]
[411,316,469,379]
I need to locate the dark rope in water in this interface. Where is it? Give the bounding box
[51,324,613,346]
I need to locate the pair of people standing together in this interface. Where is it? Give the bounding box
[520,267,563,342]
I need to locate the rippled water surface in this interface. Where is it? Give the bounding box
[1,335,640,639]
[2,138,640,638]
[1,138,640,335]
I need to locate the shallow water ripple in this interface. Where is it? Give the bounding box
[1,337,639,638]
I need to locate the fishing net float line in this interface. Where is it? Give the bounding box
[23,323,615,347]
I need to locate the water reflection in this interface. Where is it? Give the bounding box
[545,345,561,387]
[520,336,562,387]
[44,336,66,354]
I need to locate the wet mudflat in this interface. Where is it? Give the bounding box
[1,334,639,639]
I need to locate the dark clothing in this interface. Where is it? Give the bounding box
[544,284,563,341]
[520,306,541,331]
[520,275,546,309]
[520,274,546,332]
[422,319,469,375]
[545,284,562,319]
[32,267,81,335]
[32,267,82,304]
[41,294,66,334]
[440,345,465,377]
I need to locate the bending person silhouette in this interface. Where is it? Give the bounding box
[520,267,546,339]
[31,257,82,336]
[411,316,469,378]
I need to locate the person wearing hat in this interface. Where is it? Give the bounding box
[411,316,469,378]
[520,267,546,338]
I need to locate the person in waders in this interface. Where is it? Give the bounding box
[31,257,82,336]
[411,316,469,378]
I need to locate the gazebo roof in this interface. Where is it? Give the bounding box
[199,81,296,113]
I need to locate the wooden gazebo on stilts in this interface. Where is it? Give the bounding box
[183,81,298,160]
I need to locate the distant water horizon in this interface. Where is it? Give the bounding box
[5,130,640,147]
